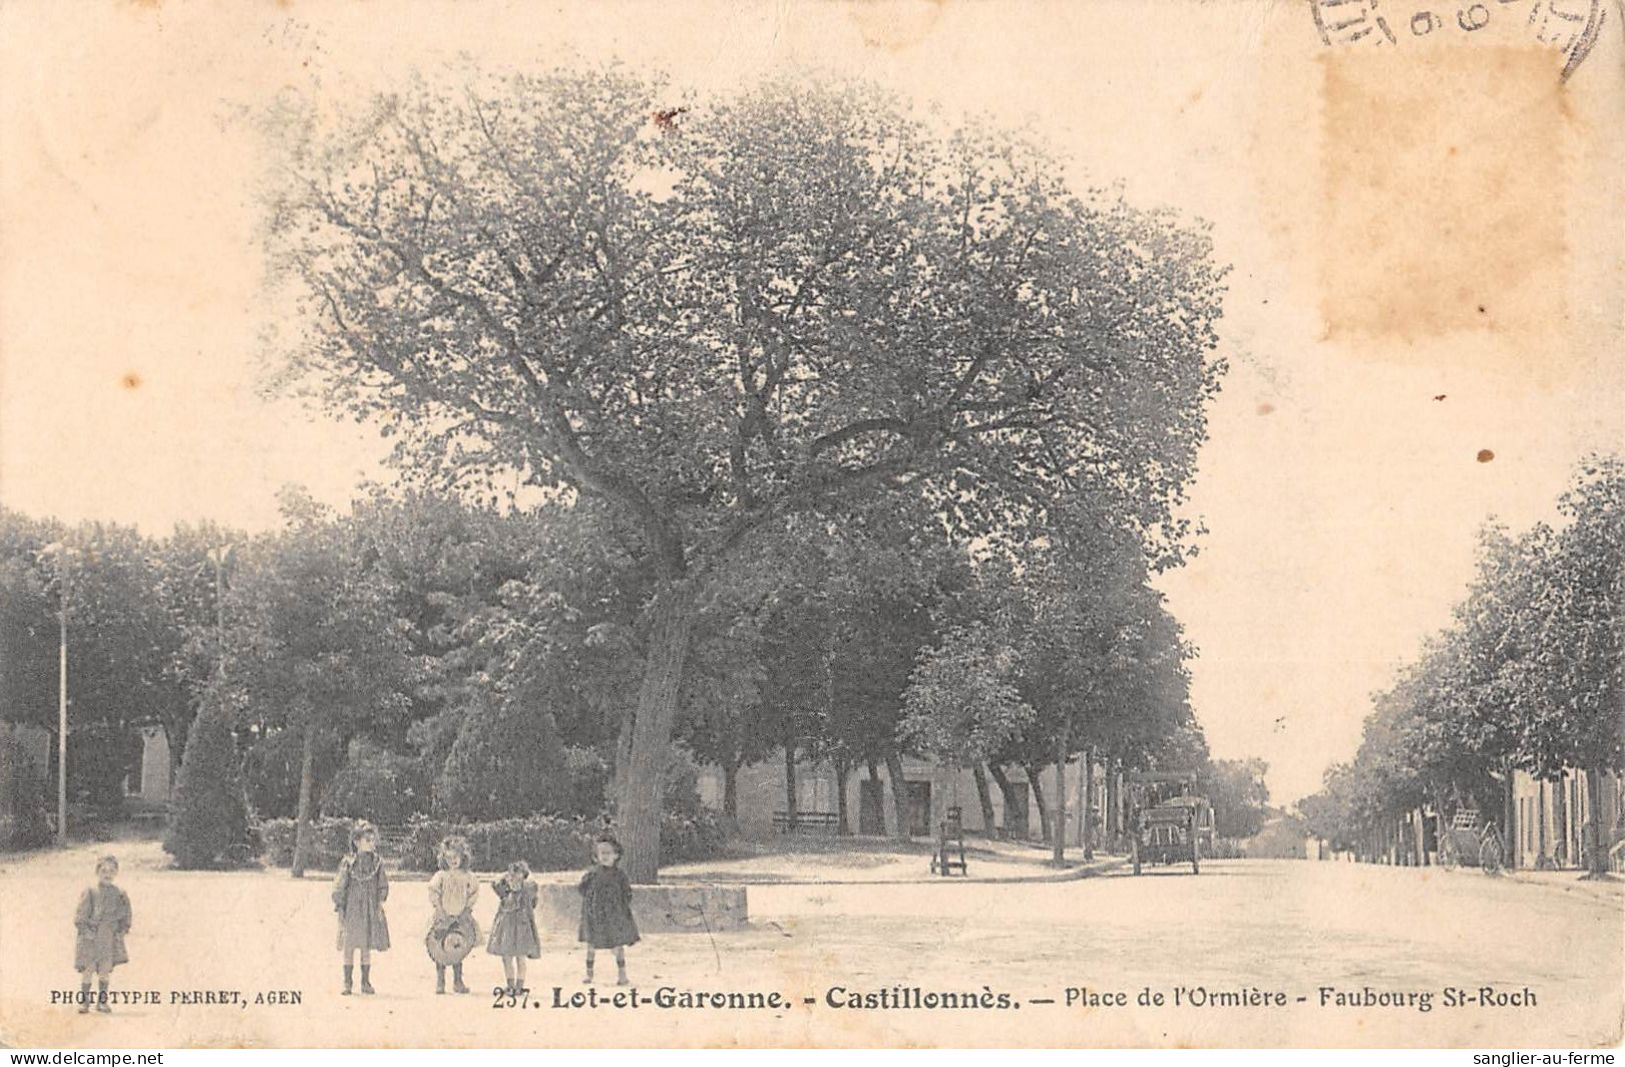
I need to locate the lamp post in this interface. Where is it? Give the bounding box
[39,541,76,846]
[206,544,236,673]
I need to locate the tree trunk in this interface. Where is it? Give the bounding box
[1434,786,1448,866]
[867,759,884,835]
[988,763,1013,801]
[165,714,189,773]
[972,764,998,839]
[722,760,739,819]
[835,757,850,835]
[1027,763,1051,844]
[783,746,798,824]
[290,716,317,879]
[1106,759,1121,846]
[1052,727,1070,867]
[989,763,1020,835]
[616,581,696,884]
[1082,746,1095,861]
[884,751,911,840]
[1585,766,1610,877]
[612,705,636,818]
[1536,779,1550,868]
[1502,762,1517,871]
[1554,775,1569,867]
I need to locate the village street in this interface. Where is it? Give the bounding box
[2,843,1619,1049]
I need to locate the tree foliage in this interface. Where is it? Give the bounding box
[902,620,1035,768]
[1300,456,1624,872]
[164,688,251,868]
[1203,757,1271,839]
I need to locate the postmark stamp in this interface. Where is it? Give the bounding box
[1308,0,1606,79]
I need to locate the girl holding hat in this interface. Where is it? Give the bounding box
[426,835,480,994]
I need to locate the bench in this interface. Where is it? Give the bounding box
[772,810,838,834]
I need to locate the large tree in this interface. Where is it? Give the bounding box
[222,494,419,876]
[1515,458,1624,875]
[152,519,252,764]
[267,71,1226,880]
[0,512,193,810]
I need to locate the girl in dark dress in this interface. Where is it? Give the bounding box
[332,821,390,995]
[577,834,638,986]
[73,855,131,1014]
[486,860,541,995]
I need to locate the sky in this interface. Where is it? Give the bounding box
[2,0,1620,804]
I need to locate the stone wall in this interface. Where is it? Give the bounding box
[535,883,748,937]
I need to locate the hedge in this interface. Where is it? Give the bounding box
[258,817,357,870]
[322,742,430,826]
[0,734,49,852]
[395,811,731,872]
[256,810,731,873]
[661,810,733,865]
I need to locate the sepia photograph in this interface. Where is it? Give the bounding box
[0,0,1621,1053]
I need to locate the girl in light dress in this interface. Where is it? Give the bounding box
[427,834,479,994]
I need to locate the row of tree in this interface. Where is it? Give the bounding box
[2,477,1256,871]
[1298,457,1624,875]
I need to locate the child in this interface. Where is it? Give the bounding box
[427,835,479,995]
[73,855,131,1014]
[577,834,638,986]
[486,860,540,995]
[332,821,390,995]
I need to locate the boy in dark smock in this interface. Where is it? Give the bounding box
[73,855,131,1014]
[577,834,638,985]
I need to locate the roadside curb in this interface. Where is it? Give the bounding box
[662,855,1129,888]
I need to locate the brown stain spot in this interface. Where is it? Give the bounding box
[121,372,142,390]
[1477,449,1496,463]
[653,107,688,133]
[1317,47,1571,357]
[127,0,161,8]
[1255,402,1275,416]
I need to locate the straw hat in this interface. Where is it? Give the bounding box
[425,924,474,965]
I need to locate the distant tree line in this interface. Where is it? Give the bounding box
[1299,457,1623,876]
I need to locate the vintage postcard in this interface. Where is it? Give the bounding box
[0,0,1621,1052]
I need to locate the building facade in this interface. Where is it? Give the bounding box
[1509,767,1621,871]
[697,750,1119,846]
[127,725,173,805]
